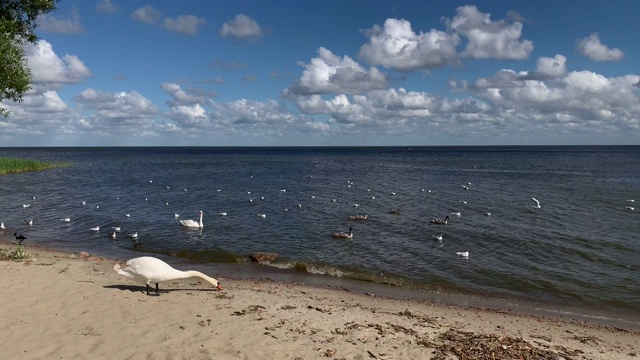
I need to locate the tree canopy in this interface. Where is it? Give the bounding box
[1,0,59,117]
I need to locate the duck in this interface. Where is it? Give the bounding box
[13,233,26,245]
[113,256,223,295]
[180,211,203,228]
[332,226,353,239]
[348,214,368,220]
[389,209,400,215]
[429,215,449,225]
[456,251,469,258]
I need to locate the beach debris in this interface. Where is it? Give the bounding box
[250,252,279,262]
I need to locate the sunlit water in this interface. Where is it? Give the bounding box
[1,146,638,327]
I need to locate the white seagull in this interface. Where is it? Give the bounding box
[456,251,469,258]
[219,212,227,216]
[128,232,138,239]
[257,213,266,218]
[531,197,541,208]
[114,256,223,295]
[0,222,6,230]
[90,226,100,231]
[434,234,443,241]
[626,206,635,211]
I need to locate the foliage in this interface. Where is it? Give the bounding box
[0,157,70,175]
[0,245,30,261]
[0,0,59,117]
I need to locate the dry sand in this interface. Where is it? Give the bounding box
[0,242,638,360]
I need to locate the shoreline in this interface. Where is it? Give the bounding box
[1,242,638,359]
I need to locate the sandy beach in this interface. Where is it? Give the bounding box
[0,242,638,360]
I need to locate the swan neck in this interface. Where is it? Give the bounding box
[182,270,218,286]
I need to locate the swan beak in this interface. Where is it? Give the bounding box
[216,283,223,290]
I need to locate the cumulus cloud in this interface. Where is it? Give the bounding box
[526,54,567,79]
[163,15,206,35]
[286,47,388,96]
[74,88,158,122]
[359,18,460,71]
[220,14,264,41]
[96,0,118,14]
[131,5,161,24]
[577,33,624,61]
[39,9,83,34]
[167,104,210,127]
[161,83,213,106]
[446,5,533,60]
[24,40,91,90]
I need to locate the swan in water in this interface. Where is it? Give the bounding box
[180,211,203,228]
[456,251,469,258]
[531,197,541,208]
[332,226,353,239]
[113,256,223,295]
[429,215,449,225]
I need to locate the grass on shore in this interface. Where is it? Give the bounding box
[0,157,70,175]
[0,245,30,261]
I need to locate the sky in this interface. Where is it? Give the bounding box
[1,0,639,146]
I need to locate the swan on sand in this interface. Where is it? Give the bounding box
[180,210,203,228]
[114,256,223,295]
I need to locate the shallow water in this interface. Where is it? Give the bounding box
[1,146,638,327]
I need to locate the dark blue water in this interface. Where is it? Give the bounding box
[1,146,639,325]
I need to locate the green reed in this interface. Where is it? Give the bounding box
[0,157,70,175]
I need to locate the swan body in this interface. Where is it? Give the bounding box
[348,214,368,220]
[114,256,223,295]
[430,215,449,225]
[180,211,203,228]
[332,226,353,239]
[456,251,469,258]
[531,197,541,208]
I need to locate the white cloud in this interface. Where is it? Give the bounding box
[163,15,206,35]
[446,5,533,60]
[577,33,624,61]
[24,40,91,90]
[96,0,118,14]
[220,14,264,40]
[161,82,213,106]
[167,104,210,127]
[528,54,567,79]
[74,88,158,122]
[131,5,161,24]
[359,18,460,71]
[39,9,82,34]
[286,47,388,96]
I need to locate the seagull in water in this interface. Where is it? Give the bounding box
[61,218,71,222]
[531,197,541,209]
[434,234,443,241]
[456,251,469,258]
[0,222,6,230]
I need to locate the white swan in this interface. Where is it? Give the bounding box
[113,256,223,295]
[531,197,541,208]
[456,251,469,258]
[332,226,353,239]
[180,211,203,228]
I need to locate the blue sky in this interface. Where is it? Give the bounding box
[1,0,639,146]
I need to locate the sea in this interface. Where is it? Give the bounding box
[1,146,638,329]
